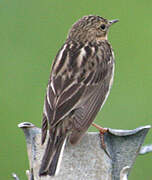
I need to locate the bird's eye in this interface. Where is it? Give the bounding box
[100,24,106,30]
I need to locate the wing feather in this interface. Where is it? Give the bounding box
[54,84,85,124]
[42,40,114,144]
[41,113,48,144]
[73,83,109,131]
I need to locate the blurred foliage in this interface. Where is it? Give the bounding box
[0,0,152,179]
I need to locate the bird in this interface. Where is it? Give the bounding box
[39,15,118,176]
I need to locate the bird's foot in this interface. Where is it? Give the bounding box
[92,123,111,158]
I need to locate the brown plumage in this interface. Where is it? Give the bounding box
[39,15,118,176]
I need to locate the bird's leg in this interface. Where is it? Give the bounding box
[92,123,111,158]
[92,122,108,133]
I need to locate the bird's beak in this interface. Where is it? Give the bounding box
[108,19,119,26]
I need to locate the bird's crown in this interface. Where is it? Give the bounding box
[67,15,118,43]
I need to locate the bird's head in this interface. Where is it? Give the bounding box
[67,15,119,43]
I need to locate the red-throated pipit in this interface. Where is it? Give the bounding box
[39,15,118,176]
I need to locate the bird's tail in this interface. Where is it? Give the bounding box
[39,131,67,176]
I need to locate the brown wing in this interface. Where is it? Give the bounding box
[42,40,114,144]
[72,63,114,131]
[69,41,114,144]
[42,41,84,143]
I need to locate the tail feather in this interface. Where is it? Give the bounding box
[39,136,66,176]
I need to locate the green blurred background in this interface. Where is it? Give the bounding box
[0,0,152,179]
